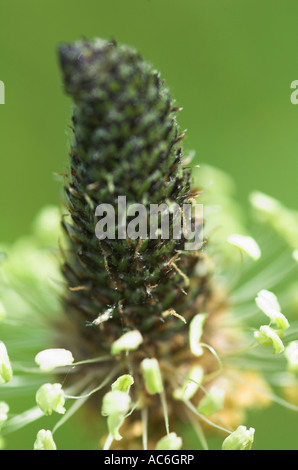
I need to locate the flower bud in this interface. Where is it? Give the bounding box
[250,191,298,250]
[35,348,74,371]
[107,414,125,441]
[111,374,134,393]
[285,341,298,374]
[227,234,261,260]
[255,290,289,331]
[197,386,225,415]
[0,302,6,322]
[254,325,285,354]
[101,391,131,417]
[141,358,164,395]
[36,383,66,416]
[155,432,183,450]
[189,314,207,357]
[102,390,131,441]
[111,330,143,356]
[173,366,204,401]
[33,205,61,246]
[250,191,279,215]
[0,401,9,429]
[34,430,57,450]
[222,425,255,450]
[0,341,13,384]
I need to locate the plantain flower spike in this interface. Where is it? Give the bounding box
[0,37,298,451]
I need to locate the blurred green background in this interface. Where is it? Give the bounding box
[1,0,298,450]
